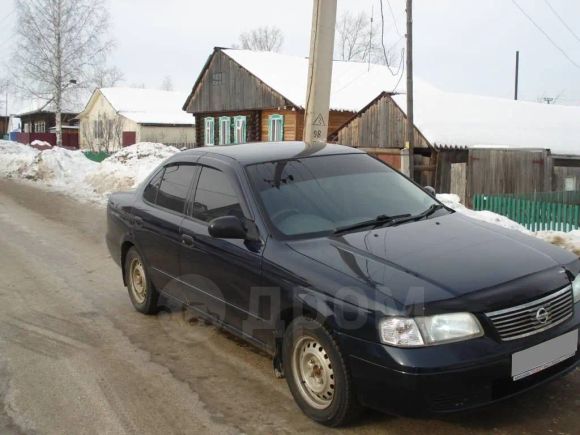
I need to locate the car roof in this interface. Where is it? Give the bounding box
[174,142,365,165]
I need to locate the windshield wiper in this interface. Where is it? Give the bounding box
[384,203,446,227]
[333,213,412,235]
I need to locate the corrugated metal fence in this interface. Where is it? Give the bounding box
[473,193,580,232]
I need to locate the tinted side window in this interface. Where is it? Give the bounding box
[156,165,196,213]
[143,168,165,203]
[193,167,242,222]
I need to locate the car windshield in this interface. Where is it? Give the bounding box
[246,153,443,238]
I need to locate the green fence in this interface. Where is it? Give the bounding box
[473,194,580,232]
[83,151,110,163]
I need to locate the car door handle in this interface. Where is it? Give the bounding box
[182,234,195,247]
[134,216,144,228]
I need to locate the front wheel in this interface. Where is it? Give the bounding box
[124,247,159,314]
[283,317,362,427]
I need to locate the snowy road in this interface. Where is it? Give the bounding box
[0,179,578,435]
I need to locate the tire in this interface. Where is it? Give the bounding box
[124,247,159,315]
[283,317,363,427]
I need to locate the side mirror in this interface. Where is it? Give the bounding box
[424,186,436,197]
[208,216,247,240]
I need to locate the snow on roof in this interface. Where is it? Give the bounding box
[392,89,580,156]
[16,98,86,116]
[221,49,580,155]
[99,87,194,125]
[222,49,436,112]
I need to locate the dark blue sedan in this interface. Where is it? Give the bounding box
[106,142,580,427]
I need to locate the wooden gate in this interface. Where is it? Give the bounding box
[122,131,137,147]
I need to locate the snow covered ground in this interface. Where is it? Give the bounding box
[0,140,578,256]
[0,140,178,204]
[437,194,580,256]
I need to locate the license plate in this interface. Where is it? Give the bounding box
[512,329,578,381]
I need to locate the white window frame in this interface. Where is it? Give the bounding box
[234,116,247,144]
[268,114,284,142]
[204,117,215,146]
[34,121,46,133]
[219,116,231,145]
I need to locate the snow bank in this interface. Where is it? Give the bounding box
[437,194,529,233]
[30,140,52,148]
[1,141,178,203]
[20,147,98,186]
[534,231,580,257]
[85,143,179,195]
[0,140,39,178]
[437,194,580,255]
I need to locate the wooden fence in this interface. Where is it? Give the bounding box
[473,193,580,232]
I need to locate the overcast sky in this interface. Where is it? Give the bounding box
[1,0,580,108]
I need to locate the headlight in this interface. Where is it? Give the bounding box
[379,318,424,347]
[379,313,483,347]
[573,275,580,304]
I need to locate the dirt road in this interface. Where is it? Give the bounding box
[0,179,578,434]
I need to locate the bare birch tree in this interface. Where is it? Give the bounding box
[160,76,174,91]
[0,78,8,115]
[335,10,399,66]
[236,26,284,52]
[12,0,113,147]
[92,65,125,88]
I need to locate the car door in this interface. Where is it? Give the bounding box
[179,158,267,343]
[132,163,198,300]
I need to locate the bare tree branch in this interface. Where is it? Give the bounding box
[334,10,400,66]
[91,65,125,89]
[12,0,114,146]
[160,76,174,91]
[236,26,284,52]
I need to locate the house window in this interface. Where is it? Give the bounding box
[565,177,577,192]
[204,117,215,146]
[268,114,284,142]
[234,116,247,144]
[212,72,223,85]
[24,123,31,133]
[93,119,104,139]
[34,121,46,133]
[219,116,231,145]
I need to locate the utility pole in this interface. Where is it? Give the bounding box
[406,0,415,181]
[304,0,337,146]
[368,5,374,71]
[514,50,520,100]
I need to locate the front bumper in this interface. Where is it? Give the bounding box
[338,308,580,416]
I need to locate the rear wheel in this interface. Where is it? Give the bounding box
[283,317,362,427]
[125,247,159,314]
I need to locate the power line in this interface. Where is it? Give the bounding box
[0,8,16,26]
[543,0,580,45]
[385,0,401,36]
[511,0,580,70]
[379,0,403,75]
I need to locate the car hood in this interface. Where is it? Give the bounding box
[287,212,577,313]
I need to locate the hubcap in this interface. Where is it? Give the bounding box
[292,336,335,410]
[130,258,147,304]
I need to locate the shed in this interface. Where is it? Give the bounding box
[77,87,196,151]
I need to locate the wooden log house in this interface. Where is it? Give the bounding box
[183,48,364,147]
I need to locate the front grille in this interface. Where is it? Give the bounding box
[486,286,574,341]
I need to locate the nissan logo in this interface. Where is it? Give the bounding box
[535,307,550,324]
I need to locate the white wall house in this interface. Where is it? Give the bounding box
[77,87,195,151]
